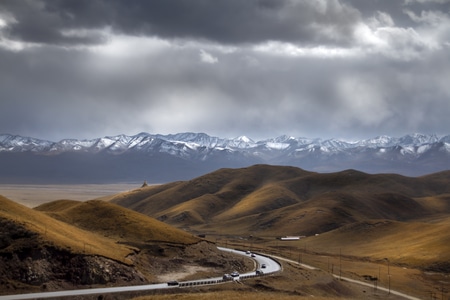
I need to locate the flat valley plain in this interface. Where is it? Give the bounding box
[0,183,140,207]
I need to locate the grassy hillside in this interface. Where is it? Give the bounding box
[0,195,133,263]
[2,196,249,295]
[35,199,199,245]
[299,216,450,270]
[109,164,450,270]
[110,165,450,232]
[0,195,199,262]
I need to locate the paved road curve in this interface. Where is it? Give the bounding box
[217,247,281,275]
[0,247,281,300]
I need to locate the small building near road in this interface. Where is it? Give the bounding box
[278,236,304,241]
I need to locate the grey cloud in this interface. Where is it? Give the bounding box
[0,0,361,46]
[0,0,107,45]
[346,0,449,27]
[2,39,450,140]
[0,0,449,142]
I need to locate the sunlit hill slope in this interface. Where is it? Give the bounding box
[109,164,450,270]
[35,199,199,245]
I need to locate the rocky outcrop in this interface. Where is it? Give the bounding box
[0,218,147,293]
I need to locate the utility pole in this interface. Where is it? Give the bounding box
[385,258,391,295]
[327,257,330,272]
[437,284,448,300]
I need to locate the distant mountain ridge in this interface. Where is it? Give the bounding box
[1,132,450,183]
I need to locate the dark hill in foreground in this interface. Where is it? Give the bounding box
[109,164,450,270]
[0,196,249,295]
[0,196,145,293]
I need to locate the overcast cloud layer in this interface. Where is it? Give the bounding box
[0,0,449,141]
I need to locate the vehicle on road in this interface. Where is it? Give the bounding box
[230,271,240,277]
[223,274,232,280]
[167,281,179,286]
[256,269,264,275]
[251,253,256,257]
[261,264,266,268]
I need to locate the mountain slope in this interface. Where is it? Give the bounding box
[0,195,152,293]
[307,217,450,270]
[110,165,450,234]
[34,200,199,245]
[109,164,450,270]
[1,196,251,294]
[0,196,133,262]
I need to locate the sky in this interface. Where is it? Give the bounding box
[0,0,449,142]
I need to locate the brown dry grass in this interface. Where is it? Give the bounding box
[3,165,450,299]
[35,199,199,245]
[300,217,450,268]
[0,195,133,263]
[1,195,200,267]
[107,165,450,272]
[133,291,342,300]
[110,165,450,229]
[218,236,446,300]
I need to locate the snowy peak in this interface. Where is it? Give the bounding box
[1,132,448,154]
[1,132,449,166]
[398,133,440,146]
[1,132,450,180]
[0,134,53,152]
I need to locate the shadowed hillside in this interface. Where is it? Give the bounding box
[1,196,252,295]
[0,195,147,293]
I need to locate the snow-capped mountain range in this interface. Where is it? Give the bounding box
[1,132,449,183]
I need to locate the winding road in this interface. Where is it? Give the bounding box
[0,248,423,300]
[0,247,281,300]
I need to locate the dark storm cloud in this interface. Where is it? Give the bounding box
[0,0,107,45]
[0,0,360,46]
[0,0,449,141]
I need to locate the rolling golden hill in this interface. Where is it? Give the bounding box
[0,196,133,262]
[109,165,450,233]
[108,164,450,270]
[1,195,232,294]
[34,199,199,245]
